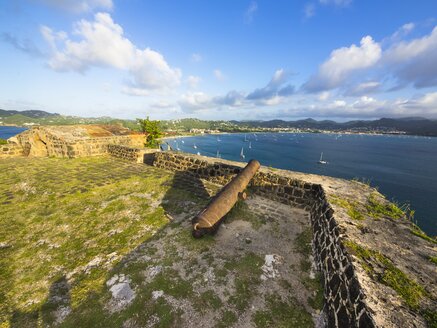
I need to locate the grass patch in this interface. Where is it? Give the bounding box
[216,310,238,328]
[429,256,437,265]
[294,227,312,256]
[198,290,222,310]
[329,195,364,221]
[0,156,176,327]
[344,240,427,310]
[302,274,324,310]
[366,192,404,220]
[225,252,263,312]
[226,199,265,230]
[146,269,193,299]
[0,138,7,145]
[410,225,437,245]
[253,294,313,328]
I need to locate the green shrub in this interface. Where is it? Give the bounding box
[137,117,162,148]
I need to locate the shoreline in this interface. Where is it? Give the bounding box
[162,130,434,140]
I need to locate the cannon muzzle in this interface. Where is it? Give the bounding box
[192,159,260,238]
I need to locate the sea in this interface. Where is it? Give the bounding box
[165,132,437,236]
[0,126,27,139]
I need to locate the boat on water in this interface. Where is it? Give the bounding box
[217,137,221,142]
[216,150,221,158]
[249,141,252,149]
[318,152,328,164]
[240,147,245,159]
[181,140,185,144]
[244,134,249,142]
[197,151,201,156]
[193,143,197,149]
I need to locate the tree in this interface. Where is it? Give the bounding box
[137,117,163,148]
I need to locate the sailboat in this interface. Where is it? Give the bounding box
[217,136,221,142]
[216,150,221,158]
[318,152,328,164]
[240,147,245,159]
[249,141,252,149]
[193,143,197,149]
[176,142,180,151]
[244,134,249,142]
[181,140,185,144]
[197,151,201,156]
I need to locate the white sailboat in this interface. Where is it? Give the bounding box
[197,151,201,156]
[244,134,249,142]
[240,147,245,159]
[318,152,328,164]
[217,136,221,142]
[193,143,197,149]
[249,141,252,149]
[181,140,185,144]
[216,150,221,158]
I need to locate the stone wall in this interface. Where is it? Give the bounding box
[311,186,375,327]
[107,144,148,163]
[151,151,376,328]
[0,142,23,158]
[152,151,315,210]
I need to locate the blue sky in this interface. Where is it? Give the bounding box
[1,0,437,121]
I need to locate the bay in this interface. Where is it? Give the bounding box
[0,126,27,139]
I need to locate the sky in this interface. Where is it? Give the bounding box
[1,0,437,121]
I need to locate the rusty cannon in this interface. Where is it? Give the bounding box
[192,159,261,238]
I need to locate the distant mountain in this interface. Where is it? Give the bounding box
[234,117,437,136]
[1,108,437,137]
[0,109,60,118]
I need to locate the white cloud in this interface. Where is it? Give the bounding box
[383,26,437,88]
[318,91,330,101]
[304,36,381,92]
[345,81,381,96]
[41,13,181,92]
[213,69,226,81]
[179,92,213,112]
[319,0,352,6]
[304,3,316,18]
[247,68,294,102]
[186,75,201,88]
[38,0,113,13]
[397,92,437,116]
[214,90,246,107]
[244,2,258,24]
[191,53,202,62]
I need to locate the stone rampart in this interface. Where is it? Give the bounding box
[7,125,145,158]
[107,144,149,163]
[151,151,376,328]
[0,142,23,158]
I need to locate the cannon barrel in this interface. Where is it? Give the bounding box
[192,159,260,238]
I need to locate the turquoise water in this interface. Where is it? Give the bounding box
[165,133,437,236]
[0,126,27,139]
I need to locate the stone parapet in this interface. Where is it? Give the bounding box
[107,144,150,163]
